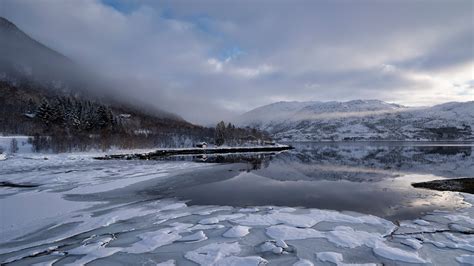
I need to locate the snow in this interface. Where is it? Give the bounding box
[266,225,324,240]
[400,238,423,250]
[66,237,121,265]
[373,241,427,264]
[199,214,245,225]
[215,256,267,266]
[235,100,474,141]
[184,242,241,265]
[124,229,182,254]
[293,259,314,266]
[178,230,207,242]
[326,226,380,248]
[316,252,344,264]
[1,151,474,265]
[316,252,377,265]
[414,219,431,226]
[223,225,251,238]
[156,260,176,266]
[456,255,474,264]
[0,135,32,154]
[259,241,284,254]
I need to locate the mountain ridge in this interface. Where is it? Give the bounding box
[0,16,188,122]
[235,100,474,141]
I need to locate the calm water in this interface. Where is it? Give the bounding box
[151,142,474,221]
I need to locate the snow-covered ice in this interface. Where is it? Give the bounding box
[223,225,251,238]
[1,150,474,265]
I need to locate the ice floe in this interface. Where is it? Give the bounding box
[223,225,251,238]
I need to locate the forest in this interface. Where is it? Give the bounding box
[0,81,270,152]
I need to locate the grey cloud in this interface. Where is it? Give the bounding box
[2,0,473,124]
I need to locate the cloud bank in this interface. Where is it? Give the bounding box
[2,0,473,124]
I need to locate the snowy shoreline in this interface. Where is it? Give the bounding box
[95,145,294,160]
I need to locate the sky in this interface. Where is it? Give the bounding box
[2,0,473,124]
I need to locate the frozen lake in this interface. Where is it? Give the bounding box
[0,142,473,265]
[168,142,474,221]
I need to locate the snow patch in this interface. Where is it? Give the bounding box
[223,225,251,238]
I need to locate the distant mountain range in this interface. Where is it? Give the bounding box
[235,100,474,141]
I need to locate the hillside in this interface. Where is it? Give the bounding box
[0,17,214,150]
[235,100,474,141]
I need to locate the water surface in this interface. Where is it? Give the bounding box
[160,142,474,220]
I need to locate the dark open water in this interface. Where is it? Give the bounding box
[153,142,474,221]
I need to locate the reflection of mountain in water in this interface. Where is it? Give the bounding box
[253,143,474,183]
[112,143,473,220]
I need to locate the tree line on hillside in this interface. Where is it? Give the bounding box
[1,82,271,153]
[0,82,213,152]
[214,121,271,146]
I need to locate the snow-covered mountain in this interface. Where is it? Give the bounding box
[235,100,474,141]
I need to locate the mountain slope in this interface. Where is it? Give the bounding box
[0,17,215,149]
[0,17,181,121]
[236,100,474,141]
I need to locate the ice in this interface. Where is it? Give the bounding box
[184,242,241,265]
[189,224,226,231]
[259,241,284,254]
[293,259,314,266]
[197,206,233,215]
[275,239,288,248]
[66,237,121,265]
[156,260,176,266]
[198,213,245,225]
[259,241,276,252]
[223,225,251,238]
[161,202,187,211]
[266,225,324,240]
[400,238,423,250]
[413,219,430,226]
[239,207,260,213]
[124,229,181,253]
[445,213,474,225]
[326,226,380,248]
[456,255,474,264]
[178,230,208,242]
[2,152,474,265]
[373,241,427,264]
[316,251,378,265]
[217,256,268,266]
[234,211,318,227]
[316,252,344,264]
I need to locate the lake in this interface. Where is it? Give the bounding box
[158,142,474,221]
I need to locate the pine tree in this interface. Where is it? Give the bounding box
[96,106,113,130]
[215,121,226,146]
[36,99,53,125]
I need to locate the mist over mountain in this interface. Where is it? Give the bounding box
[0,17,220,150]
[235,100,474,141]
[0,17,181,121]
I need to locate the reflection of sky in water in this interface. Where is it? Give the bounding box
[169,143,473,221]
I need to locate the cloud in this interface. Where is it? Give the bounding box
[2,0,473,124]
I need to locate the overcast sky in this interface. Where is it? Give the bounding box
[2,0,473,124]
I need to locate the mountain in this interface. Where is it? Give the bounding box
[0,17,80,92]
[235,100,474,141]
[0,17,214,149]
[0,17,180,120]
